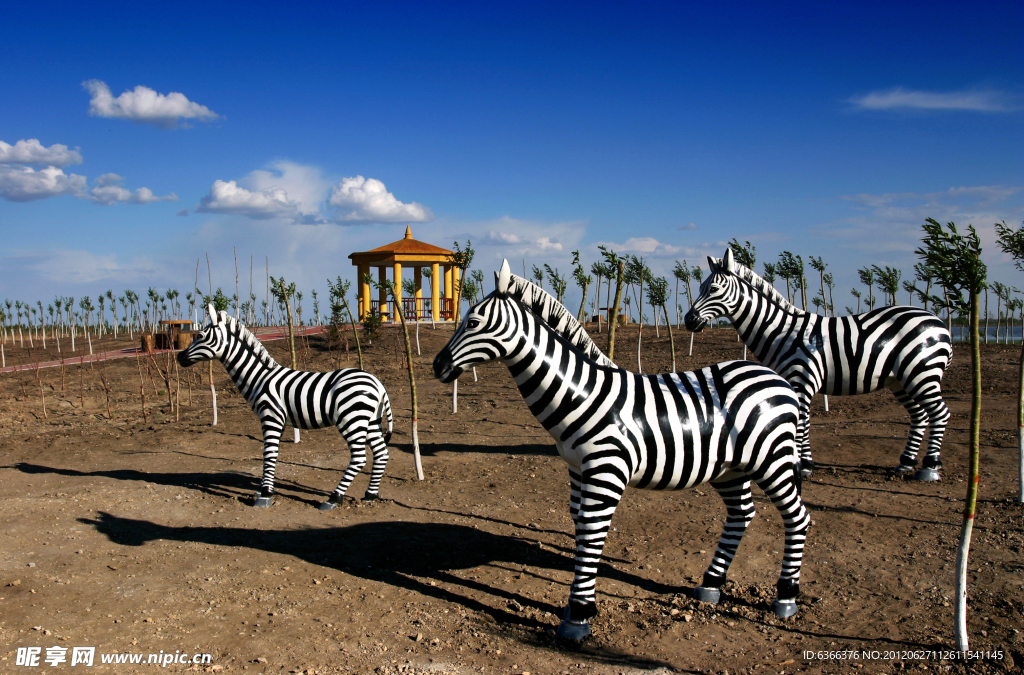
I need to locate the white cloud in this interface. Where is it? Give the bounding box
[328,176,433,223]
[83,79,221,129]
[86,173,178,205]
[848,87,1018,112]
[597,236,690,257]
[196,179,300,219]
[488,231,522,244]
[0,164,87,202]
[246,161,331,219]
[536,236,562,251]
[677,222,698,230]
[14,249,164,285]
[0,139,82,167]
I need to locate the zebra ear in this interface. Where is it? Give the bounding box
[707,256,719,273]
[207,303,218,325]
[496,259,512,297]
[722,247,736,274]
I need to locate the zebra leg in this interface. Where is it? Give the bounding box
[557,464,625,641]
[319,423,370,511]
[568,466,582,524]
[796,392,815,477]
[890,384,928,475]
[753,463,811,618]
[914,395,950,482]
[255,419,284,508]
[694,473,755,604]
[362,427,390,500]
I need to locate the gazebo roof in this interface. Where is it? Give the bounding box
[349,226,453,264]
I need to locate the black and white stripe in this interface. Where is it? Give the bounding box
[685,248,952,480]
[433,260,810,639]
[178,306,393,509]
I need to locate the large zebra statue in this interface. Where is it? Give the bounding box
[685,248,952,481]
[178,305,393,509]
[433,261,810,640]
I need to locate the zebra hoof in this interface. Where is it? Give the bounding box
[913,468,941,482]
[693,586,722,604]
[893,464,917,476]
[556,619,592,641]
[318,500,337,511]
[362,492,380,502]
[772,598,798,618]
[253,496,272,508]
[799,467,813,478]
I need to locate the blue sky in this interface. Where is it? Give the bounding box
[2,1,1022,318]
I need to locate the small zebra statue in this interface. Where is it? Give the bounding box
[178,305,393,509]
[686,248,952,481]
[433,261,810,640]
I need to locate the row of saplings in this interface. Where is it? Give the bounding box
[176,248,958,643]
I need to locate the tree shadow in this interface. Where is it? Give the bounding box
[80,512,675,670]
[390,442,557,458]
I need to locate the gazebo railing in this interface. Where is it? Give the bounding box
[368,298,455,321]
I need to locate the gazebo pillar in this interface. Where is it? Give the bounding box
[453,267,462,318]
[378,267,388,320]
[431,262,440,322]
[414,266,423,320]
[358,264,370,320]
[393,262,403,321]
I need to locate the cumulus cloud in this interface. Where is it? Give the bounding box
[0,164,87,202]
[83,79,221,129]
[328,176,433,223]
[848,87,1018,112]
[0,139,82,167]
[245,161,331,219]
[598,236,688,257]
[86,173,178,205]
[196,179,300,219]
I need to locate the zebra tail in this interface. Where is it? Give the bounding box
[377,390,394,444]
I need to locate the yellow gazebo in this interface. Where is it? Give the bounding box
[348,226,459,322]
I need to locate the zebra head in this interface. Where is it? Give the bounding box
[433,259,523,383]
[177,304,230,367]
[684,247,740,332]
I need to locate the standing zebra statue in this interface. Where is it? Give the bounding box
[685,248,952,481]
[178,305,393,509]
[433,261,810,640]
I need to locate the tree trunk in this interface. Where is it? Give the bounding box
[390,286,424,481]
[339,296,364,370]
[577,281,589,323]
[279,281,300,443]
[607,262,625,362]
[954,290,982,651]
[664,304,676,372]
[208,360,217,426]
[1018,337,1024,503]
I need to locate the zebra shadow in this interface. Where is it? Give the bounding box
[79,512,676,670]
[10,461,326,504]
[390,441,557,458]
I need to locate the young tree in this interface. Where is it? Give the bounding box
[590,261,607,332]
[871,265,902,306]
[647,276,676,371]
[994,219,1024,503]
[901,280,918,306]
[916,217,986,652]
[599,246,625,362]
[824,272,835,316]
[673,260,690,328]
[544,264,568,304]
[531,264,545,289]
[914,263,934,313]
[327,277,363,369]
[372,278,424,481]
[809,256,829,316]
[858,266,876,310]
[625,255,650,372]
[571,251,592,323]
[849,289,862,314]
[271,276,300,443]
[448,240,475,325]
[727,238,756,269]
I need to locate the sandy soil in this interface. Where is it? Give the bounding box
[0,323,1022,675]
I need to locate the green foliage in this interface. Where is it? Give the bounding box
[995,220,1024,272]
[915,218,986,313]
[762,262,776,285]
[202,288,231,313]
[646,276,670,308]
[361,308,382,342]
[728,238,756,268]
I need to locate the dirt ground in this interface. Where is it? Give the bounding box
[1,322,1022,675]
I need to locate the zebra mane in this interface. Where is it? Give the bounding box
[503,273,617,368]
[217,313,280,369]
[710,258,805,315]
